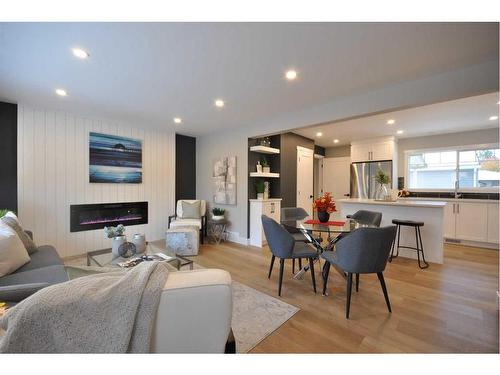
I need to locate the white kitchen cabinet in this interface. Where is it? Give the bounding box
[351,137,395,162]
[487,202,499,244]
[443,202,456,239]
[249,199,281,247]
[455,202,488,242]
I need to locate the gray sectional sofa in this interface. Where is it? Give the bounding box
[0,231,69,302]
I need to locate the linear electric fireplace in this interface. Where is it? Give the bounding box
[70,201,148,232]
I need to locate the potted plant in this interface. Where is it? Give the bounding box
[374,168,391,200]
[313,192,337,223]
[104,224,126,257]
[255,180,265,199]
[212,207,226,221]
[261,157,270,173]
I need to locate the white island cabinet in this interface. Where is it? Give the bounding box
[338,198,446,264]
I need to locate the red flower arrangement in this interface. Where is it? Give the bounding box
[313,192,337,213]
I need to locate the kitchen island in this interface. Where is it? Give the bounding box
[338,198,447,264]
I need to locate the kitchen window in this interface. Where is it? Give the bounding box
[406,145,500,191]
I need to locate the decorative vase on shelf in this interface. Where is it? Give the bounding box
[256,161,262,173]
[111,235,127,257]
[262,166,270,173]
[317,211,330,223]
[257,193,264,199]
[132,233,146,254]
[264,181,270,199]
[212,215,224,221]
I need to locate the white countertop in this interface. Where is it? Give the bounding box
[338,198,447,208]
[399,197,499,204]
[249,198,282,202]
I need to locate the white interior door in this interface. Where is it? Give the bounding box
[323,157,351,200]
[297,146,314,216]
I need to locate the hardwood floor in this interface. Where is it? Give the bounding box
[194,241,499,353]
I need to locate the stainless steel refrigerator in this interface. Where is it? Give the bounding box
[350,161,392,199]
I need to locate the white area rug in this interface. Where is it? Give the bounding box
[231,280,299,353]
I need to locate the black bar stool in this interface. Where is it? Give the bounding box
[389,219,429,269]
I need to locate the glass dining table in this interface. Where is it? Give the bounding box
[281,217,375,283]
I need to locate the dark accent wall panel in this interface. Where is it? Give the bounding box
[175,134,196,202]
[314,145,325,156]
[0,102,17,212]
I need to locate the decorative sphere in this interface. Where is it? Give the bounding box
[118,242,136,258]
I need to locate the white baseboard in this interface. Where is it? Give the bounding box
[225,231,249,246]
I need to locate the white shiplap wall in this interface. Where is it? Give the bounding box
[17,105,175,258]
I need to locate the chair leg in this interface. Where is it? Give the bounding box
[268,255,275,279]
[389,224,400,261]
[355,273,359,292]
[292,259,295,274]
[377,272,392,313]
[346,272,353,319]
[322,262,330,295]
[417,227,429,269]
[278,259,285,296]
[200,229,204,245]
[309,258,317,294]
[298,258,302,269]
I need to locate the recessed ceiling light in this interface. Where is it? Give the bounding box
[285,70,297,80]
[215,99,225,108]
[489,115,498,121]
[55,89,67,97]
[173,117,182,124]
[72,48,89,59]
[316,132,323,137]
[387,119,395,125]
[333,139,339,144]
[396,130,404,135]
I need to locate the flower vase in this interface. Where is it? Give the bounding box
[112,235,127,257]
[376,184,389,200]
[317,211,330,223]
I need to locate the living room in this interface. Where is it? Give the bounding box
[1,1,499,372]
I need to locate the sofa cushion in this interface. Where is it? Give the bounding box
[0,282,50,302]
[1,215,38,254]
[0,265,69,287]
[181,201,201,219]
[0,222,31,277]
[176,200,206,217]
[170,219,202,229]
[16,245,63,273]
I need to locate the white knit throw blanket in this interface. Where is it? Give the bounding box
[0,261,169,353]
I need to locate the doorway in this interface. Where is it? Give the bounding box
[297,146,314,216]
[323,156,351,200]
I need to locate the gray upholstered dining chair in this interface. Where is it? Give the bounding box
[281,207,314,273]
[261,215,318,296]
[347,210,382,227]
[336,209,383,290]
[321,225,397,319]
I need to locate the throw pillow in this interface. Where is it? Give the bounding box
[1,214,38,255]
[0,222,31,278]
[181,201,201,219]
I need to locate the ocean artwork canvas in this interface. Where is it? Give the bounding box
[89,132,142,183]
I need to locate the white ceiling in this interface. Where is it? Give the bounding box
[0,23,498,135]
[293,92,500,147]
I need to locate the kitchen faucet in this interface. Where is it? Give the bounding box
[454,181,462,199]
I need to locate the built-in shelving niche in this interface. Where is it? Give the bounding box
[247,135,281,201]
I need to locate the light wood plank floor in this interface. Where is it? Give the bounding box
[193,241,499,353]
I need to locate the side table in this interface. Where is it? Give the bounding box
[209,219,228,245]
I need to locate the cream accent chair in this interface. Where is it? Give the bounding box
[168,200,207,244]
[151,268,233,353]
